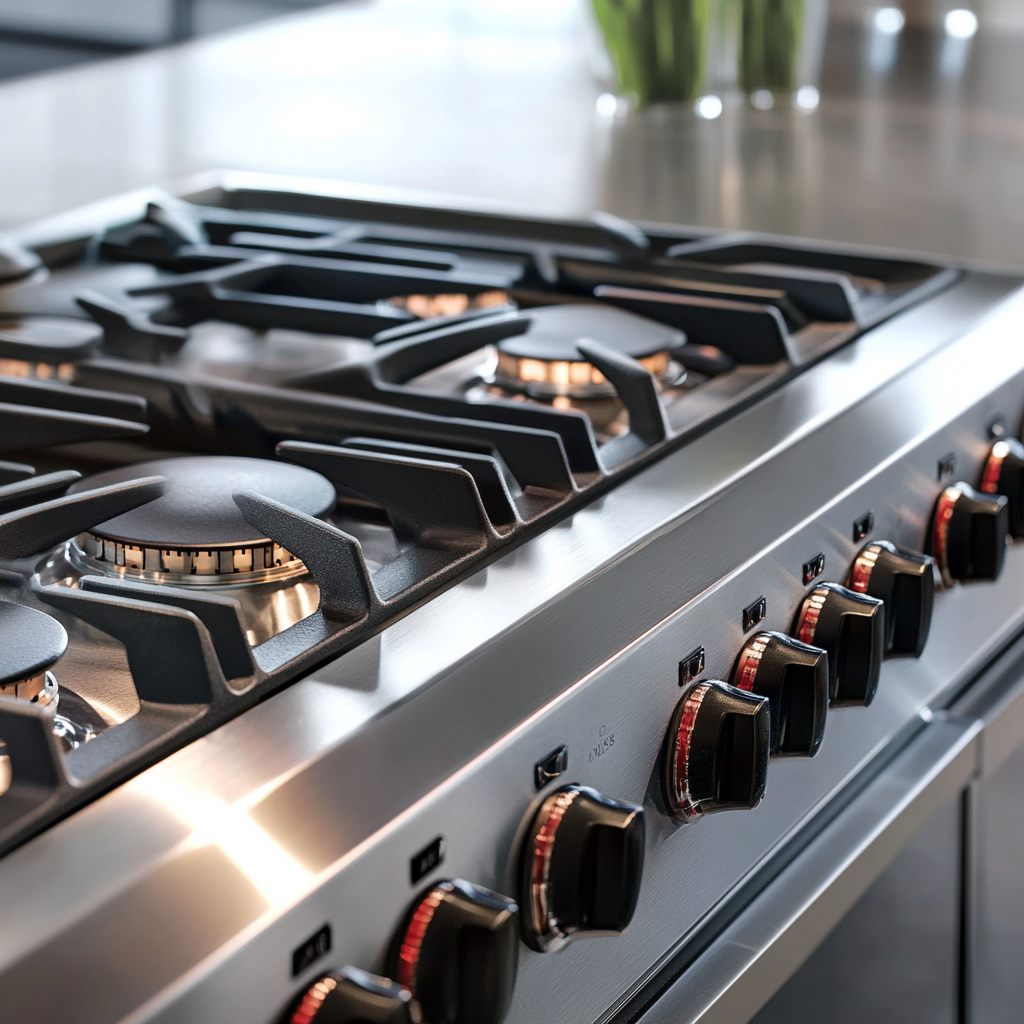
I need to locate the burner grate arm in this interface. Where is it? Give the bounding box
[276,441,495,550]
[0,471,82,515]
[34,584,228,706]
[78,575,254,685]
[234,490,375,625]
[0,402,149,452]
[0,476,165,560]
[0,700,74,832]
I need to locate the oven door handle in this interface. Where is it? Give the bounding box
[633,714,982,1024]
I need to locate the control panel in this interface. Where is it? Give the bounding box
[269,394,1024,1024]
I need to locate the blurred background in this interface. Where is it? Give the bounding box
[0,1,331,79]
[0,0,1022,269]
[0,0,1017,87]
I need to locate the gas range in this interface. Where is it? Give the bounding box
[1,174,1023,1024]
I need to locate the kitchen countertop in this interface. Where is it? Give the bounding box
[0,0,1022,268]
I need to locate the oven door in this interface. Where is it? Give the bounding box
[619,629,1024,1024]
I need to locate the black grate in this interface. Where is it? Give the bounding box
[0,186,957,857]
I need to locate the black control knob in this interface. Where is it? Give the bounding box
[385,879,518,1024]
[661,679,770,822]
[518,785,645,953]
[848,541,935,658]
[980,438,1024,538]
[792,582,884,707]
[285,966,419,1024]
[928,481,1009,585]
[731,632,828,758]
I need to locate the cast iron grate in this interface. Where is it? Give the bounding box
[0,185,957,857]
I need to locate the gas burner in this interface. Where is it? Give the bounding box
[386,289,510,319]
[0,316,103,382]
[0,602,66,707]
[0,602,94,794]
[67,456,336,586]
[489,306,684,400]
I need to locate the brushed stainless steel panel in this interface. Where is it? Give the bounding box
[972,742,1024,1024]
[637,718,978,1024]
[750,795,963,1024]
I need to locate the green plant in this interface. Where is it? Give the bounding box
[739,0,805,94]
[592,0,711,106]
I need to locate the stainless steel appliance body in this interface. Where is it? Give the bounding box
[0,178,1022,1024]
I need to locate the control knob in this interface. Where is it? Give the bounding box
[662,680,770,821]
[285,966,419,1024]
[731,632,829,758]
[385,879,518,1024]
[928,481,1009,585]
[792,582,884,706]
[848,541,935,658]
[980,438,1024,538]
[518,785,645,953]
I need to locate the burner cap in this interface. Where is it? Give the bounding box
[493,305,683,399]
[496,306,682,363]
[68,456,335,549]
[0,602,68,687]
[0,317,104,363]
[0,237,42,284]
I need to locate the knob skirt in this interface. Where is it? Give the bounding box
[848,541,935,658]
[928,481,1009,585]
[286,967,420,1024]
[980,437,1024,538]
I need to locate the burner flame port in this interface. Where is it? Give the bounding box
[489,304,684,401]
[74,533,302,584]
[65,456,334,587]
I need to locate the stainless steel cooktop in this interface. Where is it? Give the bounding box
[0,175,1021,1024]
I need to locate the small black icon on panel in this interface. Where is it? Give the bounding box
[292,924,332,977]
[410,836,446,884]
[743,597,767,632]
[802,553,825,585]
[534,745,569,790]
[679,647,706,686]
[853,511,874,542]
